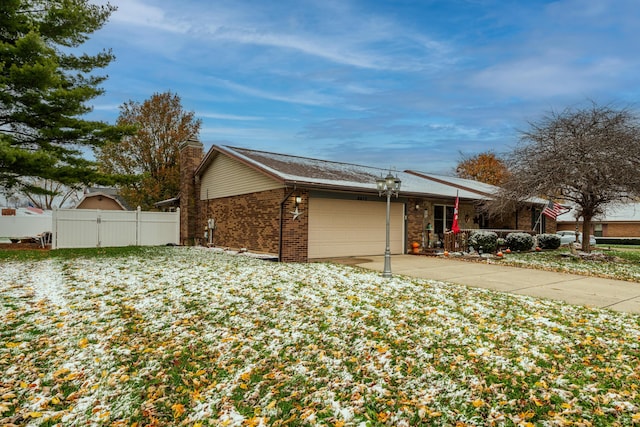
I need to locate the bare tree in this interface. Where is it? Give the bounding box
[19,179,82,209]
[494,102,640,252]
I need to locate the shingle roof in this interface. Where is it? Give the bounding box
[557,202,640,222]
[209,145,496,200]
[405,171,500,197]
[86,187,120,196]
[77,190,131,210]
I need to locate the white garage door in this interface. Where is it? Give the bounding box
[308,198,404,259]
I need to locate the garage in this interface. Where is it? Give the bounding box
[308,197,404,259]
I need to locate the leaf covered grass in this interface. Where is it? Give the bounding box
[494,247,640,283]
[0,245,156,262]
[1,247,639,426]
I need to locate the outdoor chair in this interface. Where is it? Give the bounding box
[39,231,52,248]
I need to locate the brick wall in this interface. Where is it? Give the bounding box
[605,222,640,237]
[201,188,310,262]
[280,190,309,262]
[203,189,282,253]
[406,198,428,249]
[179,138,203,245]
[558,221,640,237]
[509,206,556,234]
[544,217,557,234]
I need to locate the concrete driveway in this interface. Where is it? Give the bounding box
[349,255,640,314]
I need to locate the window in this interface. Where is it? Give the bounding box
[594,223,603,237]
[434,205,455,237]
[531,208,546,233]
[474,213,489,229]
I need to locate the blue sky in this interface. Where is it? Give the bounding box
[84,0,640,174]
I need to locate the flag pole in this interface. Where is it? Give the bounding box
[532,207,543,233]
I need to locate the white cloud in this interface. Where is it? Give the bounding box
[206,77,339,107]
[105,0,451,72]
[471,54,627,99]
[91,103,121,112]
[206,27,390,70]
[198,112,263,121]
[108,0,188,34]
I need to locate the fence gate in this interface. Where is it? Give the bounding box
[52,208,179,249]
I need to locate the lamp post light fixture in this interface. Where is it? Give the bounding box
[376,172,401,278]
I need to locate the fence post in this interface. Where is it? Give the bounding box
[175,208,180,245]
[136,206,141,246]
[52,208,58,250]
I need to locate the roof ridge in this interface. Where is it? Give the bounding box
[225,145,392,173]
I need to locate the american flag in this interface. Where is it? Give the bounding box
[542,200,567,219]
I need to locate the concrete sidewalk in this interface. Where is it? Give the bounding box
[350,255,640,314]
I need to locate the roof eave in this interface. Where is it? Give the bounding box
[284,180,492,200]
[405,170,495,198]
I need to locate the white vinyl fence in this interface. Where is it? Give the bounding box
[52,208,179,249]
[0,215,52,241]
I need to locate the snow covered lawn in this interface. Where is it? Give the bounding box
[1,247,639,426]
[494,249,640,282]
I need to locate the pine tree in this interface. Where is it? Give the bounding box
[0,0,125,194]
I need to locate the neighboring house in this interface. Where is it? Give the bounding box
[179,139,552,262]
[75,188,130,211]
[557,203,640,238]
[155,195,180,212]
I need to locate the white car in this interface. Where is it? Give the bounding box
[556,231,596,246]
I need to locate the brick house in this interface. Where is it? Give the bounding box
[556,203,640,238]
[179,139,552,262]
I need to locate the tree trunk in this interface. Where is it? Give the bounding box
[581,216,592,253]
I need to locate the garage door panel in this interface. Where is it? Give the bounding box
[308,198,404,258]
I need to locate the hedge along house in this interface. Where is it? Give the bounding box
[179,139,551,262]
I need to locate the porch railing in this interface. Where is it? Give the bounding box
[443,229,535,253]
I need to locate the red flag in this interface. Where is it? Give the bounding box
[451,192,460,234]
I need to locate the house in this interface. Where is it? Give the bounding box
[155,196,180,212]
[75,188,131,211]
[179,138,552,262]
[556,202,640,238]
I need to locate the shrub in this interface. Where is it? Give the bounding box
[537,233,561,250]
[505,232,534,252]
[469,230,498,253]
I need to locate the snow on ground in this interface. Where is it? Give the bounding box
[1,247,639,426]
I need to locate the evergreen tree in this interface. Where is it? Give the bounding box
[0,0,125,195]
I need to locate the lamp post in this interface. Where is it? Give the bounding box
[376,172,401,278]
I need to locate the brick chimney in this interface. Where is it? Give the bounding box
[179,137,204,245]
